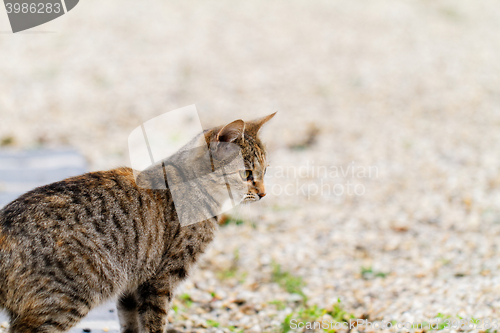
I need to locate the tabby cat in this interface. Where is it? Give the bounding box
[0,112,275,333]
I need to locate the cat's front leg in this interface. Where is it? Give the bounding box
[136,280,173,333]
[117,292,141,333]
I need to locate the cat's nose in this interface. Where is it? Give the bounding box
[256,182,266,199]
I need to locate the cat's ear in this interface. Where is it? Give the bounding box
[246,112,277,136]
[216,119,245,142]
[213,119,245,161]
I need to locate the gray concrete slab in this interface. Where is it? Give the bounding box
[0,149,88,208]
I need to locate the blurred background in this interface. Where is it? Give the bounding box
[1,0,500,332]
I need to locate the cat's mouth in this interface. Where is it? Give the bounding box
[242,193,260,203]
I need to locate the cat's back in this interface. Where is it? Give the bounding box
[0,167,138,234]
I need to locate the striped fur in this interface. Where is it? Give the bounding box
[0,113,275,333]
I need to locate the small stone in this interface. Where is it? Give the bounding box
[249,324,261,332]
[286,293,303,302]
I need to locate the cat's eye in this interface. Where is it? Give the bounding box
[239,170,253,181]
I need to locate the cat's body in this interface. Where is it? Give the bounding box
[0,113,275,333]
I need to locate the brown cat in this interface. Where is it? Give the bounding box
[0,112,275,333]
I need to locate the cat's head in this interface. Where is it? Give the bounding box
[205,112,276,204]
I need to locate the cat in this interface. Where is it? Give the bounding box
[0,112,276,333]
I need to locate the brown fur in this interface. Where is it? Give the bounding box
[0,113,275,333]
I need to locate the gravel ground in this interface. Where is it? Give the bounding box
[1,0,500,332]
